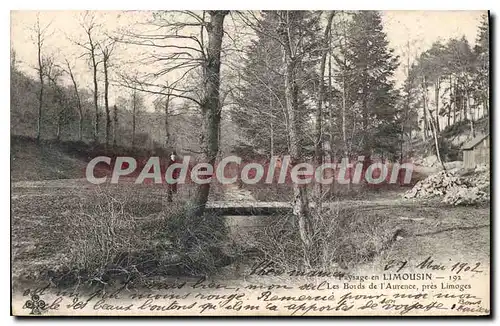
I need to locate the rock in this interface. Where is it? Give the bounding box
[475,164,489,173]
[443,186,488,206]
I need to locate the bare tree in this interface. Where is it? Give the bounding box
[44,58,67,141]
[98,39,116,146]
[152,92,176,149]
[117,10,229,216]
[74,12,101,143]
[31,14,51,142]
[191,11,229,215]
[63,59,83,141]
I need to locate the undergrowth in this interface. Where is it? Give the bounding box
[245,205,400,271]
[53,190,234,288]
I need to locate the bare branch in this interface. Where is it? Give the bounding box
[115,71,202,106]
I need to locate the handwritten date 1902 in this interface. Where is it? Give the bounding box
[384,257,483,274]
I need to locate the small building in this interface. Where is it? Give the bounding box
[461,133,490,169]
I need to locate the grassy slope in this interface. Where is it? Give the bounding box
[10,135,177,182]
[11,136,89,181]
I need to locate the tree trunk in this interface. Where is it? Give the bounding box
[165,93,171,148]
[447,75,452,127]
[56,119,61,141]
[362,86,369,152]
[341,63,350,191]
[400,117,405,163]
[429,113,446,171]
[462,97,466,122]
[48,77,64,142]
[65,62,83,141]
[341,22,351,191]
[314,13,335,163]
[104,58,110,147]
[314,12,335,203]
[269,95,274,158]
[452,80,456,125]
[422,78,428,141]
[190,10,228,217]
[132,90,136,148]
[434,77,440,133]
[465,87,475,137]
[483,88,489,117]
[277,11,313,267]
[36,35,44,142]
[327,45,335,195]
[91,51,99,143]
[285,56,312,265]
[462,81,467,121]
[113,104,118,147]
[92,75,99,142]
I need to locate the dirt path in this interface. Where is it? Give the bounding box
[11,177,140,189]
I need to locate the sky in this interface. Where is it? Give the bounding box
[10,10,486,108]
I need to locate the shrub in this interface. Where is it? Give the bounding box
[247,206,398,271]
[160,204,234,275]
[57,190,234,287]
[60,197,145,286]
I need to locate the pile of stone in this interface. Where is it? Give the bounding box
[404,168,489,206]
[442,186,489,206]
[469,164,490,191]
[404,169,464,199]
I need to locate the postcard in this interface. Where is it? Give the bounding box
[10,10,490,316]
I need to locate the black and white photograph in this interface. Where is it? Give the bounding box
[10,9,491,316]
